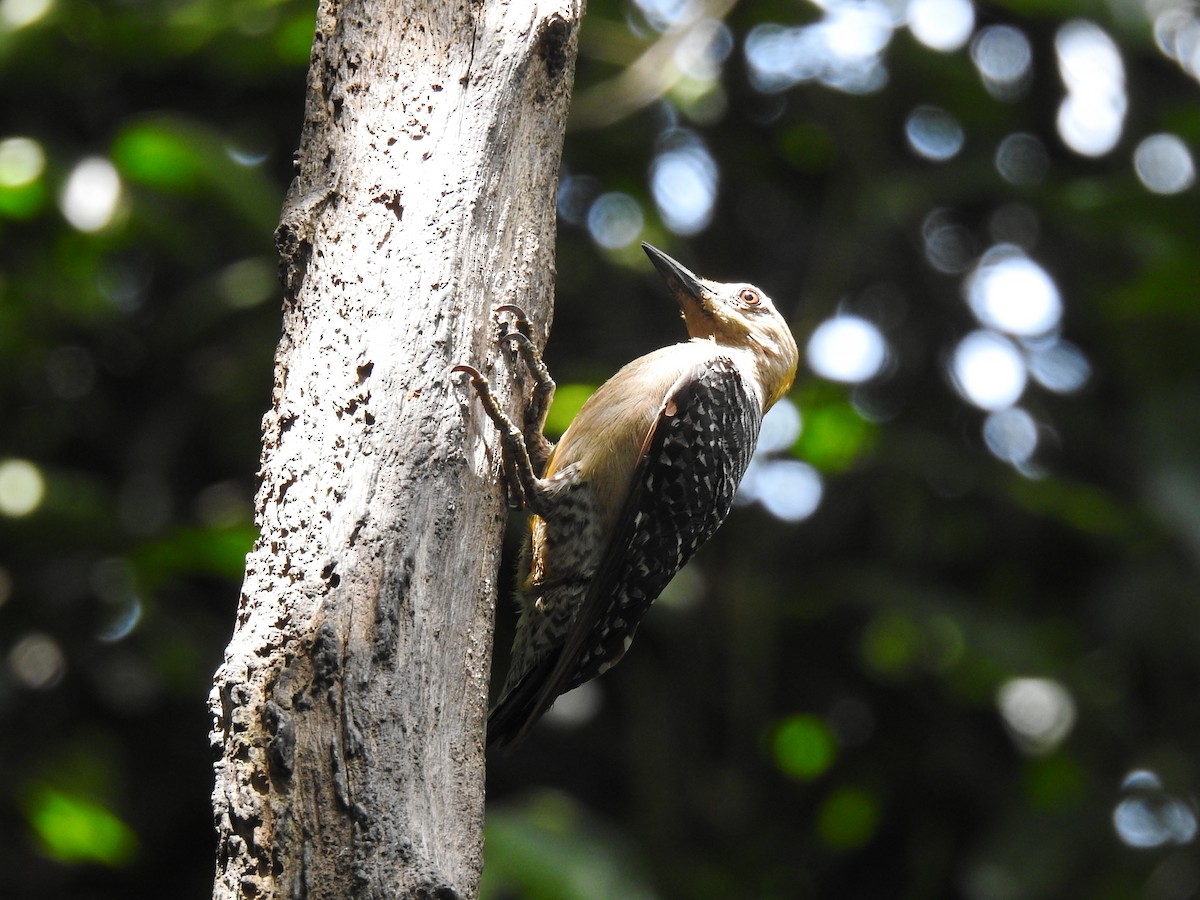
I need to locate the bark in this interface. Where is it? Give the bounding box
[209,1,582,897]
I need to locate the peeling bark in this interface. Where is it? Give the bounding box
[210,2,582,896]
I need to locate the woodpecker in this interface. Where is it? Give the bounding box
[455,243,799,748]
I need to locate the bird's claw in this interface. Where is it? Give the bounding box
[452,363,529,511]
[495,304,532,336]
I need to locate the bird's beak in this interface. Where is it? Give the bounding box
[642,242,707,308]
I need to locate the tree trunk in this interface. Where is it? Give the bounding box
[209,1,582,897]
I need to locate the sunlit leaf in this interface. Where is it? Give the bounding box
[0,179,46,218]
[133,524,257,585]
[275,10,317,64]
[25,787,137,866]
[112,124,204,191]
[110,116,280,234]
[544,382,596,438]
[791,386,877,473]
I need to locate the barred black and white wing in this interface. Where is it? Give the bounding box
[487,356,761,748]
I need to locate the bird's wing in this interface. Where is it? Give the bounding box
[487,355,761,748]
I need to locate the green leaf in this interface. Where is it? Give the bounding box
[792,385,877,473]
[544,382,596,438]
[110,115,280,234]
[274,10,316,64]
[133,524,256,586]
[111,123,204,191]
[25,787,138,866]
[0,179,46,218]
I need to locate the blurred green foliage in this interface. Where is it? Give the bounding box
[543,382,598,439]
[2,0,1200,898]
[772,713,838,782]
[25,787,138,866]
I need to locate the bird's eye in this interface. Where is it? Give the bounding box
[739,289,761,307]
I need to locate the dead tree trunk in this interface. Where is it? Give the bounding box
[209,1,582,897]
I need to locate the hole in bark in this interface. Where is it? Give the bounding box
[537,14,572,79]
[321,562,340,588]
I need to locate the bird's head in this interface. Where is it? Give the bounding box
[642,242,799,410]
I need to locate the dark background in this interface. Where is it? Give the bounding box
[2,1,1199,898]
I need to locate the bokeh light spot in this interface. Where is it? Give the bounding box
[634,0,689,32]
[744,24,820,94]
[807,315,887,383]
[674,18,733,81]
[586,192,643,249]
[1057,95,1123,159]
[824,1,894,62]
[1027,339,1090,394]
[995,132,1049,186]
[9,632,66,689]
[0,458,45,517]
[651,132,718,236]
[60,157,122,232]
[967,246,1062,337]
[0,0,53,29]
[556,174,600,226]
[907,0,974,52]
[544,681,602,730]
[97,597,144,643]
[905,105,965,161]
[1056,20,1126,157]
[861,611,921,677]
[225,142,269,168]
[772,714,837,781]
[218,257,278,309]
[1154,7,1200,83]
[757,398,802,454]
[0,136,45,187]
[743,459,824,522]
[744,3,896,97]
[983,406,1038,465]
[951,330,1027,410]
[1113,770,1198,848]
[971,25,1032,99]
[817,786,882,850]
[922,210,974,274]
[1133,133,1195,195]
[997,677,1076,755]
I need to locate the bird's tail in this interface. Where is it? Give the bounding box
[485,652,560,750]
